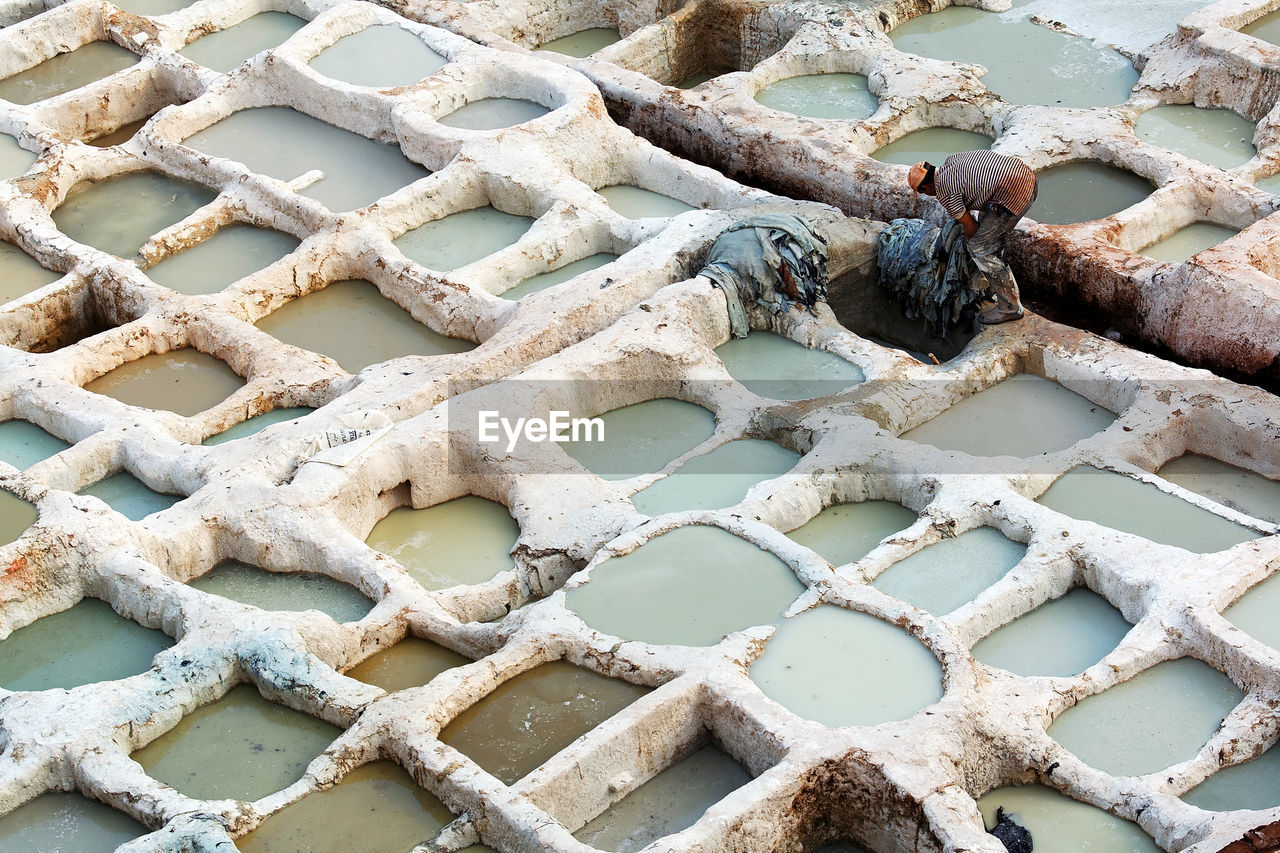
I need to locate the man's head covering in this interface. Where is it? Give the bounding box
[907,161,933,192]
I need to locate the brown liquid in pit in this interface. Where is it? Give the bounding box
[83,348,245,417]
[345,637,471,693]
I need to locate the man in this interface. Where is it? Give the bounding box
[907,150,1038,325]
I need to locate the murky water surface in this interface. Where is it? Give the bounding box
[0,41,138,105]
[501,252,617,300]
[0,488,36,546]
[0,419,70,469]
[629,438,800,515]
[1027,162,1153,225]
[87,117,148,147]
[715,331,864,399]
[181,12,306,72]
[78,471,182,521]
[751,605,943,727]
[890,6,1136,108]
[115,0,193,15]
[203,407,313,446]
[309,25,447,88]
[1242,10,1280,45]
[0,132,35,179]
[394,206,534,271]
[562,398,716,480]
[1037,466,1261,553]
[535,27,620,57]
[1182,741,1280,812]
[567,525,804,646]
[365,495,519,590]
[84,348,244,416]
[754,73,876,121]
[971,588,1131,677]
[1224,571,1280,654]
[236,760,456,852]
[0,598,172,691]
[0,240,61,305]
[183,107,429,211]
[53,171,216,258]
[439,661,649,785]
[597,185,695,218]
[144,224,298,294]
[1139,222,1237,263]
[1134,104,1256,169]
[1157,453,1280,524]
[437,98,549,130]
[872,527,1026,616]
[977,784,1160,852]
[256,279,473,372]
[345,637,470,693]
[134,684,341,801]
[783,500,916,567]
[1047,657,1242,776]
[872,127,993,165]
[190,560,372,622]
[573,744,751,852]
[0,792,147,852]
[902,374,1114,458]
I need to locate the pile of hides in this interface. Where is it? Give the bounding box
[877,217,985,335]
[699,213,829,338]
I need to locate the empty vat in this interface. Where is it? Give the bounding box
[817,844,871,853]
[78,471,182,520]
[566,525,805,646]
[190,560,372,623]
[53,171,216,258]
[1047,658,1242,776]
[344,637,470,693]
[754,73,876,121]
[1027,162,1153,225]
[0,132,35,179]
[236,760,459,851]
[183,107,429,211]
[1224,572,1280,652]
[1157,453,1280,524]
[501,252,617,300]
[87,117,148,147]
[1134,105,1256,170]
[365,495,519,590]
[144,224,298,294]
[1182,742,1280,812]
[439,661,649,784]
[1242,10,1280,45]
[0,41,138,105]
[715,331,864,399]
[872,527,1026,616]
[0,419,70,469]
[256,279,473,372]
[0,793,146,851]
[971,588,1132,677]
[783,500,917,567]
[1139,222,1237,263]
[1037,466,1260,553]
[903,374,1114,458]
[203,406,312,446]
[561,398,716,480]
[0,598,172,691]
[309,25,447,88]
[133,684,341,801]
[890,7,1136,108]
[437,98,549,130]
[394,206,535,271]
[574,743,752,851]
[976,784,1160,852]
[597,185,695,218]
[750,605,943,727]
[871,127,993,166]
[84,349,244,417]
[629,438,801,515]
[0,240,60,304]
[535,27,621,57]
[181,12,307,73]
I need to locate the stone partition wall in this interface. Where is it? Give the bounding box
[1,0,1280,852]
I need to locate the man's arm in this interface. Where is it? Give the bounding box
[957,209,978,239]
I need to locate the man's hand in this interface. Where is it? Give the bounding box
[959,210,979,239]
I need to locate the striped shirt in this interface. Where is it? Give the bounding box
[935,150,1037,220]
